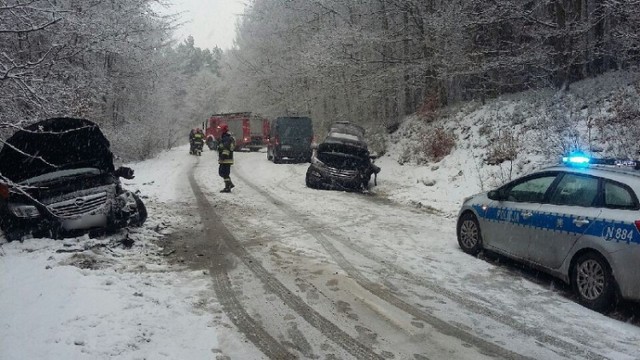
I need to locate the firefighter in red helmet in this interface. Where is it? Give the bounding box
[217,124,236,192]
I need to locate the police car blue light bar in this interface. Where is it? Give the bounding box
[562,154,590,165]
[562,153,640,170]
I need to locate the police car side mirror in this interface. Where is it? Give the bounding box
[488,190,506,201]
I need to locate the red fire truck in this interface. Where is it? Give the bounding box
[205,112,269,151]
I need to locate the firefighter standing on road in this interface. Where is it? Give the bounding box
[217,124,236,192]
[190,128,205,154]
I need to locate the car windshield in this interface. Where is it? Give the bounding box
[329,123,365,137]
[277,118,312,137]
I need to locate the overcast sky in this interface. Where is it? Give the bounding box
[165,0,247,50]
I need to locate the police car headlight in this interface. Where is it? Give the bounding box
[8,203,41,218]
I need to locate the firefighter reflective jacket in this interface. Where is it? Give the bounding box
[217,132,235,164]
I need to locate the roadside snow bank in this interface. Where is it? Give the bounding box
[375,71,640,215]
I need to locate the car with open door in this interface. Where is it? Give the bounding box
[305,121,380,191]
[0,117,147,241]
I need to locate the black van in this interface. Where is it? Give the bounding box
[266,116,313,163]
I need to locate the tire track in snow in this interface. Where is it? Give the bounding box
[239,162,609,360]
[188,168,297,360]
[190,166,385,360]
[321,227,609,360]
[234,170,535,360]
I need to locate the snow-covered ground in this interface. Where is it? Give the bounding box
[2,142,640,359]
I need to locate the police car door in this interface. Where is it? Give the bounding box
[482,173,559,259]
[527,172,602,269]
[598,180,640,245]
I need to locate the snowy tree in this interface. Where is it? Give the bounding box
[0,0,227,160]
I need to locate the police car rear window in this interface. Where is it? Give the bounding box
[604,181,638,210]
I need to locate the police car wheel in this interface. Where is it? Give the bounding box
[571,252,616,312]
[457,212,482,255]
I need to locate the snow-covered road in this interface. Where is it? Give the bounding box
[2,146,640,359]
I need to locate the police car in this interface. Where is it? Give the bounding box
[457,154,640,311]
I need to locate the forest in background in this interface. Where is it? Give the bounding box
[0,0,221,159]
[225,0,640,133]
[1,0,639,160]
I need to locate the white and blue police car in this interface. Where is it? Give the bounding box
[457,154,640,312]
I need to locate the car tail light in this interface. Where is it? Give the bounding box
[0,183,9,200]
[635,220,640,232]
[275,136,280,146]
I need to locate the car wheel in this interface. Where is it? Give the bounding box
[305,171,317,189]
[4,229,24,242]
[273,151,281,164]
[571,252,616,312]
[457,212,483,255]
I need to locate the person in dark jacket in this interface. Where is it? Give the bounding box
[190,128,205,154]
[217,124,236,192]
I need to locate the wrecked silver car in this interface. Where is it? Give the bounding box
[305,122,380,191]
[0,117,147,241]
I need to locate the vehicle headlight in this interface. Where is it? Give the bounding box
[8,203,41,218]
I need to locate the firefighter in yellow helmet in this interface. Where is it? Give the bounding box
[217,124,236,192]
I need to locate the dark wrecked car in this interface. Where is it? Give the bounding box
[305,121,380,191]
[0,117,147,241]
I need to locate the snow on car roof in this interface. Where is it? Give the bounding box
[328,132,361,142]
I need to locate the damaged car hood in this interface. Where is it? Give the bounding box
[317,142,370,159]
[0,118,115,183]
